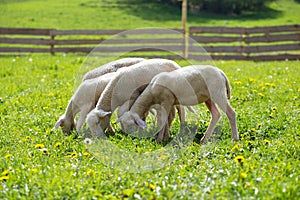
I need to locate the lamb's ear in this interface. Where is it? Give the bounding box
[134,115,147,129]
[54,118,64,129]
[96,109,112,117]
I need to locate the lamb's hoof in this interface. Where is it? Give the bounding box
[232,138,239,143]
[200,137,208,145]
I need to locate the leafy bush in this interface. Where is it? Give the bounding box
[149,0,275,15]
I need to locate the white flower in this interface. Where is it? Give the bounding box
[84,138,93,145]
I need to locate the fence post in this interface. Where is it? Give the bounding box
[50,30,55,55]
[181,0,187,59]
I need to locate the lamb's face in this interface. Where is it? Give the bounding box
[119,112,146,133]
[54,115,75,135]
[61,121,76,135]
[87,109,111,138]
[119,112,137,133]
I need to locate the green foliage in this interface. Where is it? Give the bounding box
[0,55,299,199]
[188,0,275,14]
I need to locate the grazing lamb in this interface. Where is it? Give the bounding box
[86,58,181,137]
[82,57,145,81]
[118,65,239,144]
[53,72,117,134]
[54,57,145,134]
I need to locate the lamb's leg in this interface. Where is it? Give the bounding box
[156,102,173,143]
[76,105,93,132]
[162,106,176,142]
[225,104,239,142]
[200,100,220,144]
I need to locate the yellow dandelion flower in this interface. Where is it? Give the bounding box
[86,169,95,176]
[83,152,90,157]
[1,170,9,176]
[264,139,271,145]
[258,93,265,97]
[249,78,256,82]
[257,123,262,128]
[145,182,156,191]
[231,144,239,151]
[233,81,242,85]
[250,166,255,170]
[4,154,13,159]
[298,88,300,92]
[34,144,45,149]
[265,83,275,87]
[269,112,275,118]
[49,92,54,97]
[55,142,62,147]
[251,128,256,132]
[251,89,257,93]
[234,156,245,163]
[240,172,247,179]
[293,96,298,100]
[31,168,38,172]
[0,176,9,181]
[69,152,78,158]
[271,107,277,111]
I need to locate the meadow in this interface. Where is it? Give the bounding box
[1,0,300,199]
[0,55,299,199]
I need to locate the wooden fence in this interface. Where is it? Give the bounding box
[189,24,300,61]
[1,25,300,61]
[0,27,185,59]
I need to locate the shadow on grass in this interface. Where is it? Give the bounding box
[80,0,282,25]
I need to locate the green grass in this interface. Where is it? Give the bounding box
[0,55,299,199]
[1,0,300,29]
[0,0,300,199]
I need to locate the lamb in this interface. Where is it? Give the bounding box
[117,65,239,144]
[53,57,145,134]
[86,58,181,137]
[53,72,117,134]
[82,57,145,81]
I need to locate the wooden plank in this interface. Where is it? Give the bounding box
[50,28,184,36]
[32,38,182,45]
[0,47,50,52]
[244,44,300,53]
[189,45,242,53]
[50,29,124,36]
[189,36,242,43]
[188,53,300,61]
[244,33,300,43]
[189,44,300,53]
[189,24,300,35]
[103,38,183,44]
[250,54,300,61]
[0,27,52,35]
[54,45,184,53]
[0,37,53,45]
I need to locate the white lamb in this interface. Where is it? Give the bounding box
[53,57,145,134]
[86,58,182,137]
[53,72,116,134]
[82,57,145,81]
[117,65,239,144]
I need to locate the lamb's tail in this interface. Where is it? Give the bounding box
[221,72,231,100]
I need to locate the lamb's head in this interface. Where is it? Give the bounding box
[53,114,76,135]
[117,111,147,133]
[86,109,111,138]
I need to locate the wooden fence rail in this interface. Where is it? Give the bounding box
[1,25,299,61]
[188,24,300,61]
[0,27,185,59]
